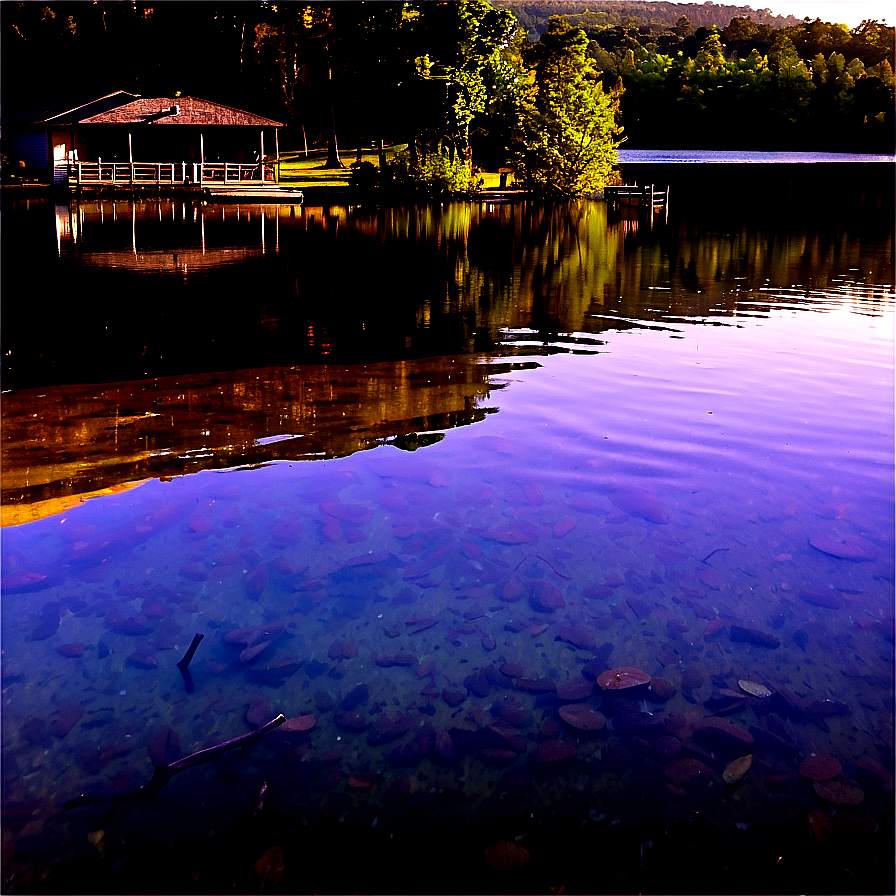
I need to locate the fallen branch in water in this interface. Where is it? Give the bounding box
[64,714,286,811]
[514,553,572,580]
[701,547,729,566]
[177,632,204,693]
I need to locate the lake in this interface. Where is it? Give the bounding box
[1,162,893,895]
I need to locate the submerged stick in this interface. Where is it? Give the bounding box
[701,547,729,566]
[177,632,204,693]
[177,633,204,671]
[64,714,286,811]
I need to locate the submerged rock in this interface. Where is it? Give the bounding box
[340,683,370,711]
[442,686,466,708]
[530,740,576,764]
[664,757,716,787]
[484,840,530,870]
[367,714,413,746]
[51,704,84,739]
[798,590,842,610]
[280,714,316,733]
[555,679,594,701]
[375,652,417,667]
[247,696,273,728]
[693,717,754,751]
[799,754,842,781]
[335,711,370,732]
[245,655,302,686]
[432,730,460,766]
[808,534,878,560]
[515,678,556,694]
[597,667,651,690]
[390,726,436,764]
[554,625,595,650]
[729,625,780,648]
[528,582,566,612]
[148,725,182,765]
[606,485,669,524]
[491,698,530,727]
[558,705,606,732]
[127,651,158,670]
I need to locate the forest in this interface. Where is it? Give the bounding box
[492,1,802,37]
[2,1,894,195]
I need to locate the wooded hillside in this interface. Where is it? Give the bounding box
[492,2,801,37]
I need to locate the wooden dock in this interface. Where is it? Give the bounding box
[67,160,301,202]
[605,183,669,222]
[605,183,669,207]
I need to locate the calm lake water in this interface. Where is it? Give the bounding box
[1,164,894,895]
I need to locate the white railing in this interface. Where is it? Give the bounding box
[71,161,278,186]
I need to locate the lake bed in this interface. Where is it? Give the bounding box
[1,164,893,894]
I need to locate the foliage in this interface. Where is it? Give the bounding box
[604,18,893,150]
[491,1,801,38]
[379,148,484,198]
[516,18,622,197]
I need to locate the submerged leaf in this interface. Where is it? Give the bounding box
[249,845,284,889]
[814,777,864,805]
[723,754,752,784]
[738,679,772,698]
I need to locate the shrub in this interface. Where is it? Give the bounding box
[381,149,483,198]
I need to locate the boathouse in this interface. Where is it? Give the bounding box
[3,90,284,188]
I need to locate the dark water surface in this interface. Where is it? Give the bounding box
[1,165,894,894]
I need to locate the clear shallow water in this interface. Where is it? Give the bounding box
[1,170,894,894]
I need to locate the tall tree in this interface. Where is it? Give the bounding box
[519,17,622,196]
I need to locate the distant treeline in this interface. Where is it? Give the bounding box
[492,1,801,36]
[493,5,895,151]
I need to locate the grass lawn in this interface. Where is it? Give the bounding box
[274,145,506,189]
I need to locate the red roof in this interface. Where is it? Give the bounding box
[7,92,282,128]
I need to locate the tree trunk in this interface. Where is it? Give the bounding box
[324,67,345,169]
[324,107,344,167]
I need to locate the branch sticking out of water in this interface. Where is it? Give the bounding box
[177,632,204,693]
[64,714,286,811]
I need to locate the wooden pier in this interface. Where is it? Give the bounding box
[605,183,669,207]
[605,183,669,222]
[67,160,301,202]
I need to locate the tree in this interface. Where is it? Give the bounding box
[673,15,693,38]
[518,17,622,197]
[402,1,518,163]
[768,32,814,127]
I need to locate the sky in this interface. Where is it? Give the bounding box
[742,0,893,26]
